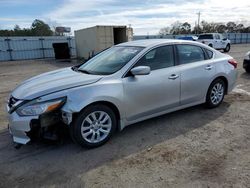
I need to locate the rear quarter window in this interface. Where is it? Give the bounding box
[204,48,214,59]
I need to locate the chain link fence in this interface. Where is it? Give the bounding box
[133,33,250,44]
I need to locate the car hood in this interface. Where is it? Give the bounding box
[12,67,103,100]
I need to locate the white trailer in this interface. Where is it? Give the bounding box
[75,25,133,60]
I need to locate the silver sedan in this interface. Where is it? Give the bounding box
[7,39,238,148]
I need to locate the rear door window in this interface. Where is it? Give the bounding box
[176,45,205,64]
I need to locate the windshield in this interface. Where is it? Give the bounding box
[78,46,144,75]
[198,34,213,40]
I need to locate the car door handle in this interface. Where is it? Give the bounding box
[168,74,179,80]
[205,65,213,70]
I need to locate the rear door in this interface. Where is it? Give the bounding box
[176,44,216,105]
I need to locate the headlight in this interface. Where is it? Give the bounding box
[244,52,250,60]
[16,97,66,116]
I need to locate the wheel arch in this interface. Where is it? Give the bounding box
[72,100,121,130]
[208,76,229,95]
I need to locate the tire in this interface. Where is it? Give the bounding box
[224,44,230,52]
[245,67,250,73]
[70,104,117,148]
[205,79,226,108]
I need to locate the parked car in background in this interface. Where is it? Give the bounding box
[178,36,198,41]
[197,33,231,52]
[7,39,238,148]
[243,51,250,73]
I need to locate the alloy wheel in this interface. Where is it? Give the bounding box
[210,83,224,105]
[80,111,112,143]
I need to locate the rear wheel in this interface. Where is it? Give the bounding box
[224,44,230,52]
[206,79,225,108]
[70,104,117,148]
[245,67,250,73]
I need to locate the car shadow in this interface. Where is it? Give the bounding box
[0,102,230,187]
[240,72,250,79]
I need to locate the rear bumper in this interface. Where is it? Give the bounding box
[227,69,238,93]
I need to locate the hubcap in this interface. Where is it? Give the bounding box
[210,83,224,105]
[81,111,112,143]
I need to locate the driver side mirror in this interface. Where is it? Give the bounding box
[130,66,151,76]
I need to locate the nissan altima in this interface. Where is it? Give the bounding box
[7,39,238,148]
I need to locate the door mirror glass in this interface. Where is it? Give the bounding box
[130,66,151,76]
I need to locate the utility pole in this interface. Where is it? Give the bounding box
[195,21,197,35]
[197,11,201,34]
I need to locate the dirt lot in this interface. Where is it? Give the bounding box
[0,44,250,188]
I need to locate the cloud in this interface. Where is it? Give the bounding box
[1,0,250,34]
[44,0,250,35]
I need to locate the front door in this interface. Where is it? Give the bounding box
[122,45,180,122]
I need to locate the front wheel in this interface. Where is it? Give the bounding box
[206,79,225,108]
[70,104,117,148]
[224,44,230,52]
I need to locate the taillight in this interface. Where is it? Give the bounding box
[228,59,237,69]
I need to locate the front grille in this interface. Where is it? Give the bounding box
[8,96,19,108]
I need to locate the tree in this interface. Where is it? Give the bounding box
[14,25,21,31]
[161,22,192,35]
[0,19,53,36]
[235,24,244,33]
[31,19,53,36]
[215,24,227,33]
[169,21,182,34]
[180,22,191,34]
[242,26,250,33]
[226,22,237,32]
[159,27,170,35]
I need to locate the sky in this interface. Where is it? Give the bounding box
[0,0,250,35]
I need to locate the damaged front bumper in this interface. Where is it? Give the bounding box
[6,96,72,145]
[7,106,72,145]
[8,111,36,144]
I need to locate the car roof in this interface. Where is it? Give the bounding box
[117,39,201,48]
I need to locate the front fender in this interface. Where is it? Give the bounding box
[60,81,125,118]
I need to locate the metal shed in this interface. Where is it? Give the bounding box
[74,25,133,60]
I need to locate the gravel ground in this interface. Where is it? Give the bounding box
[0,44,250,188]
